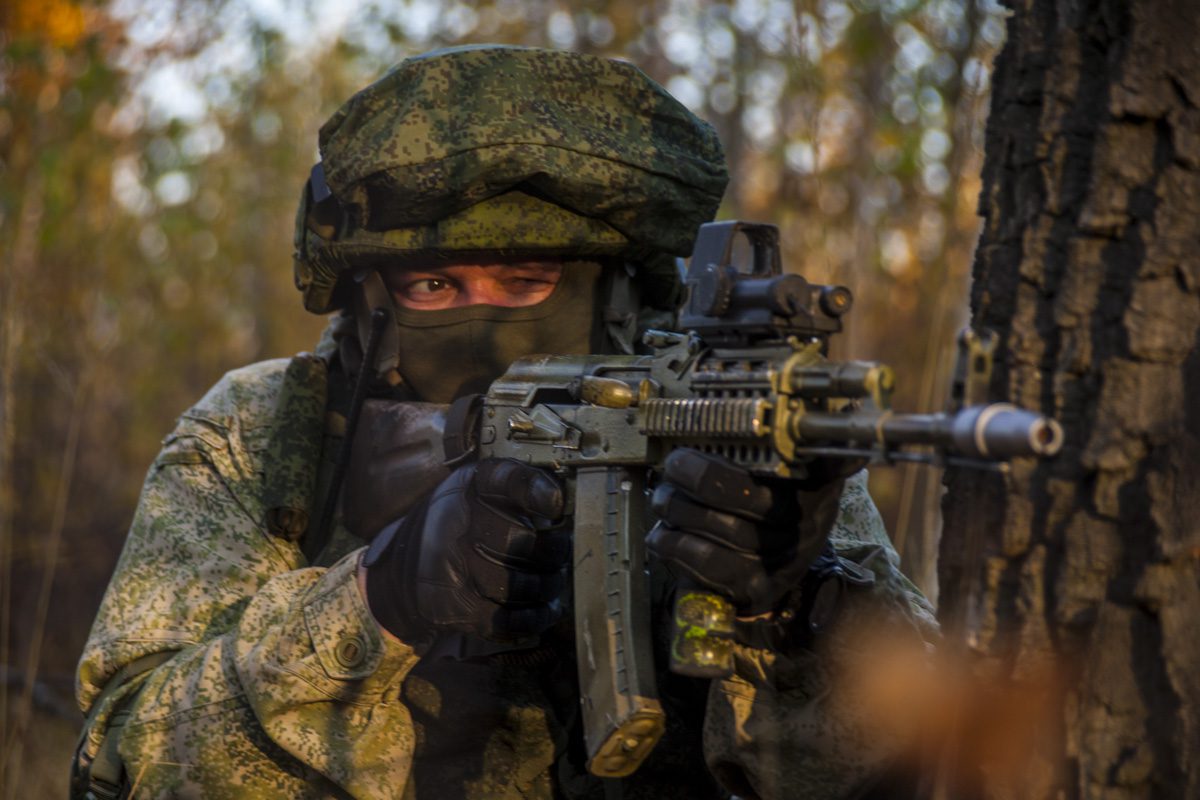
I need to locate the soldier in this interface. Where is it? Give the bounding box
[73,46,936,799]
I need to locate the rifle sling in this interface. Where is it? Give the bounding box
[71,650,176,799]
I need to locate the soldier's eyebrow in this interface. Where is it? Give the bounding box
[493,262,564,278]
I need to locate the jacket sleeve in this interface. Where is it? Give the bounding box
[701,471,940,800]
[75,374,421,799]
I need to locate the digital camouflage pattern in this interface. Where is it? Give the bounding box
[262,353,327,541]
[77,356,938,799]
[295,46,728,313]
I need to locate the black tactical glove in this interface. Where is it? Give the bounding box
[362,459,570,644]
[646,448,849,616]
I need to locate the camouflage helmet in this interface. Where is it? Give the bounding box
[293,45,729,314]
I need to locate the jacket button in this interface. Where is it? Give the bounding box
[335,635,367,669]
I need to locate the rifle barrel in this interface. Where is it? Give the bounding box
[792,404,1063,460]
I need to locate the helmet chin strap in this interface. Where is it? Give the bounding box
[602,261,641,356]
[353,270,404,386]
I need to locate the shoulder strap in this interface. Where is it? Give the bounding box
[601,261,641,355]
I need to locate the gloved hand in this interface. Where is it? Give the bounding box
[362,459,570,644]
[646,448,850,615]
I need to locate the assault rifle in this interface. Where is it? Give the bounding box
[439,221,1063,779]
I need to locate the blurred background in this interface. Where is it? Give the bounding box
[0,0,1004,793]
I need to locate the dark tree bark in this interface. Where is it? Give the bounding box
[939,1,1200,798]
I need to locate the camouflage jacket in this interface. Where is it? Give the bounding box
[76,357,938,800]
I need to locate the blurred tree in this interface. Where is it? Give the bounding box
[939,0,1200,796]
[1,1,132,790]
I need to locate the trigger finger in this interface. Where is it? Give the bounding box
[476,459,564,521]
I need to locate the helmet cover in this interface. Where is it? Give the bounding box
[294,45,728,313]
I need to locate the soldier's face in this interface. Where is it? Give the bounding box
[383,260,564,310]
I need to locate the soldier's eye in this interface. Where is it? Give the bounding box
[407,278,451,296]
[392,276,460,308]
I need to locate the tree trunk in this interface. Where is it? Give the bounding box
[939,1,1200,798]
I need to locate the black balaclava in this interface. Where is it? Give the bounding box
[390,261,602,403]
